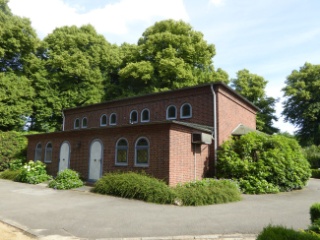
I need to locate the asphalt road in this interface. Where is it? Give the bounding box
[0,179,319,240]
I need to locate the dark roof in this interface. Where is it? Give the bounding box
[63,82,259,113]
[172,120,213,134]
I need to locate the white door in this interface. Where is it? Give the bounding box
[59,141,70,172]
[89,140,103,181]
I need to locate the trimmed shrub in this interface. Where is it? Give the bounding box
[48,169,84,190]
[308,219,320,235]
[310,203,320,223]
[92,172,176,204]
[0,169,22,180]
[257,225,320,240]
[237,176,280,194]
[217,132,311,193]
[174,178,241,206]
[303,145,320,169]
[0,131,28,171]
[15,160,51,184]
[312,169,320,179]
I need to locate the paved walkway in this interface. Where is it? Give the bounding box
[0,179,320,240]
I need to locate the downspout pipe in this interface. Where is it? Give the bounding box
[210,84,218,176]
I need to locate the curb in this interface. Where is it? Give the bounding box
[100,234,257,240]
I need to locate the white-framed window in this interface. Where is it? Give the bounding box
[135,137,149,167]
[44,142,53,163]
[115,138,128,166]
[34,142,42,161]
[166,105,177,120]
[180,103,192,119]
[130,110,138,124]
[141,108,150,122]
[82,117,88,128]
[74,118,80,129]
[109,113,117,125]
[100,114,107,126]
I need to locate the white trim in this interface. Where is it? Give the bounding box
[134,137,150,167]
[82,117,88,128]
[74,118,80,129]
[44,142,53,163]
[109,113,117,125]
[100,114,108,126]
[180,103,192,119]
[141,108,150,122]
[115,138,129,166]
[130,110,138,124]
[166,105,177,120]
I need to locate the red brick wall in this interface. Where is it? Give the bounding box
[27,124,171,183]
[215,85,257,146]
[168,125,211,186]
[63,85,214,131]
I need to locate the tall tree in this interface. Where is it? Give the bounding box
[32,25,121,131]
[117,19,228,96]
[232,69,279,134]
[0,0,38,130]
[282,63,320,146]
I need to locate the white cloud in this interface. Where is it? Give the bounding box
[209,0,226,6]
[8,0,189,40]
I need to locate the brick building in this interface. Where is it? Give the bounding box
[26,83,258,186]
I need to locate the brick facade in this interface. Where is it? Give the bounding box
[26,83,258,186]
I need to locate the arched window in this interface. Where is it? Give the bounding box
[180,103,192,119]
[74,118,80,129]
[34,143,42,161]
[109,113,117,125]
[141,109,150,122]
[82,117,88,128]
[135,137,149,167]
[100,114,107,126]
[44,142,53,163]
[115,138,128,166]
[130,110,138,124]
[166,105,177,120]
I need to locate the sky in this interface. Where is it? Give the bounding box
[7,0,320,134]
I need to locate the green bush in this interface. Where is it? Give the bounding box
[0,131,28,171]
[237,176,280,194]
[174,178,241,206]
[310,203,320,223]
[9,159,25,170]
[15,160,51,184]
[217,132,311,193]
[92,172,176,204]
[0,169,22,180]
[48,169,84,190]
[308,219,320,235]
[303,145,320,169]
[257,225,320,240]
[312,169,320,179]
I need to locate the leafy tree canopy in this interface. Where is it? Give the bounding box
[117,19,228,97]
[231,69,279,134]
[282,62,320,146]
[0,72,34,130]
[31,25,121,131]
[0,0,39,73]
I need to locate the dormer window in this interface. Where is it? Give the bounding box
[130,110,138,124]
[166,105,177,120]
[74,118,80,129]
[82,117,88,128]
[100,114,107,126]
[180,103,192,119]
[110,113,117,125]
[141,109,150,122]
